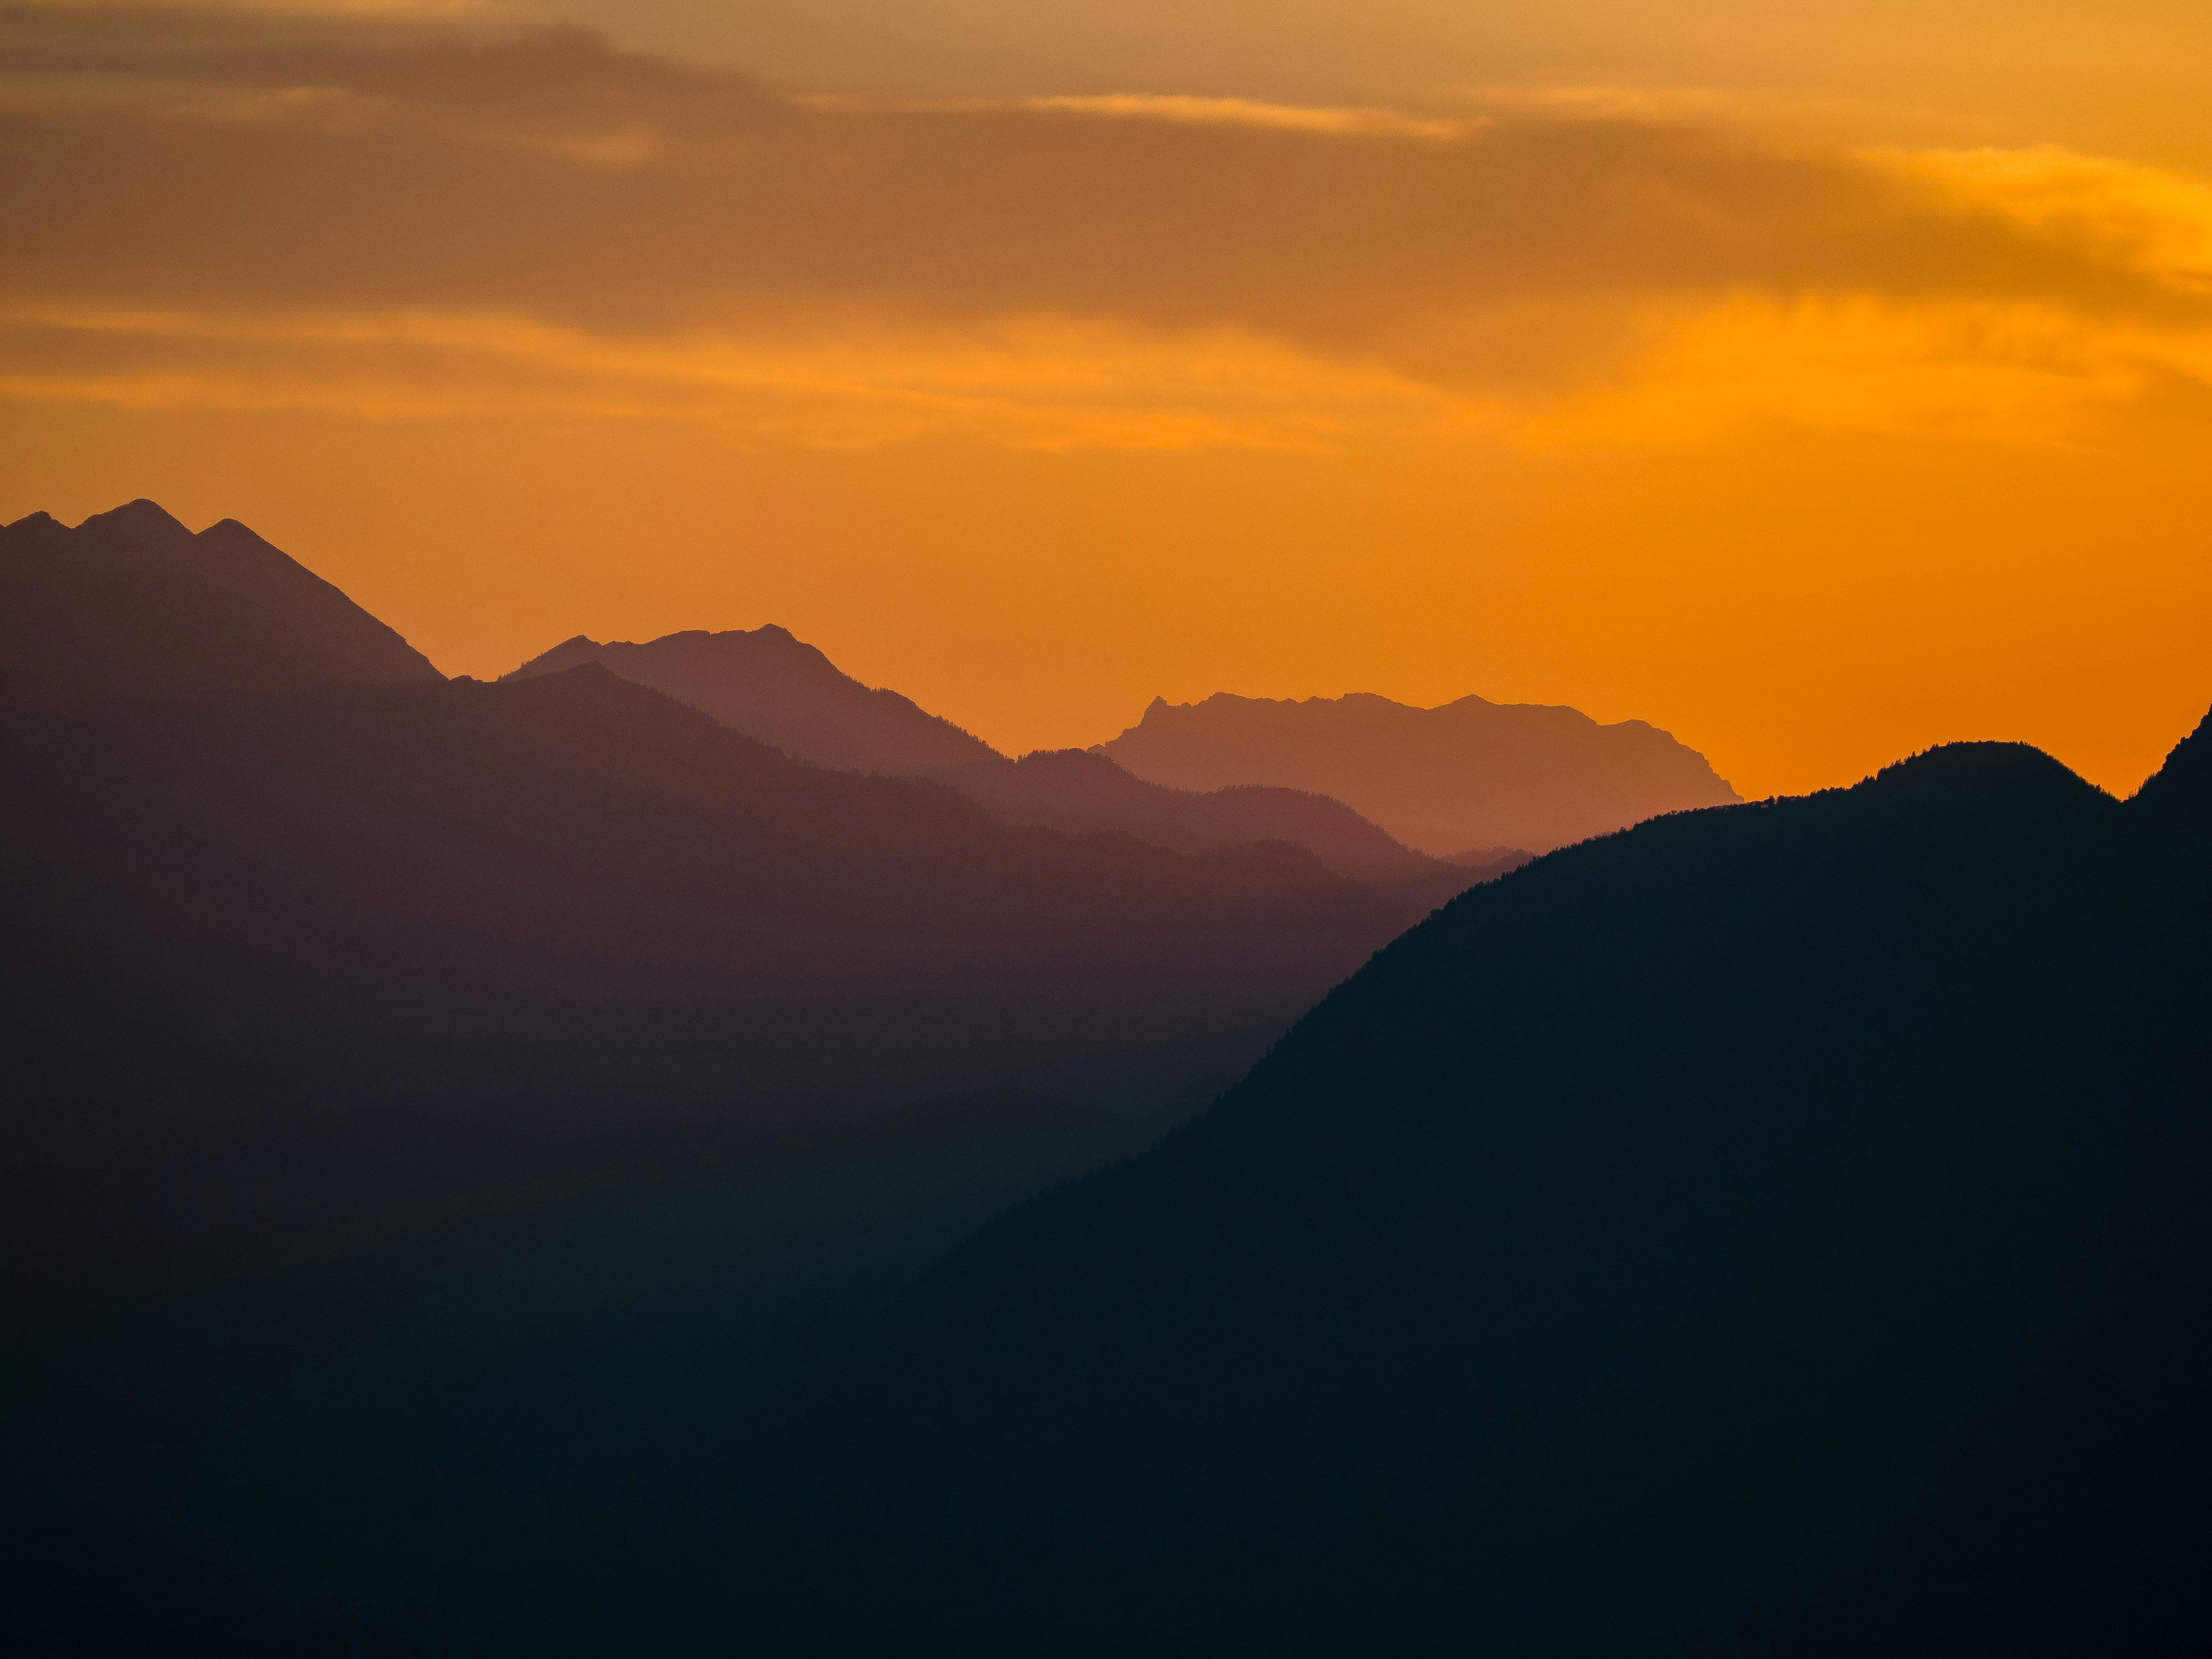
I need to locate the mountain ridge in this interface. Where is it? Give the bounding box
[1099,687,1741,855]
[504,625,1520,886]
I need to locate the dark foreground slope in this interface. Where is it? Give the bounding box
[1,500,442,697]
[754,717,2212,1656]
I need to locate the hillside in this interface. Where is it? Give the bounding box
[765,710,2212,1654]
[1099,689,1740,854]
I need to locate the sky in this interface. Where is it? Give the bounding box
[4,1,2211,797]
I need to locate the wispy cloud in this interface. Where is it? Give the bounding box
[0,299,1491,447]
[995,93,1470,141]
[3,7,2211,451]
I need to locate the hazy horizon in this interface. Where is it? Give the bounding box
[7,1,2209,798]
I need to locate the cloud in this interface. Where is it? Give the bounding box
[0,297,1492,447]
[3,6,2211,448]
[988,93,1470,141]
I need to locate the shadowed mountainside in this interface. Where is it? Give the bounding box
[748,709,2212,1655]
[1,665,1453,1125]
[504,627,997,778]
[1099,689,1741,855]
[925,748,1501,887]
[0,500,442,698]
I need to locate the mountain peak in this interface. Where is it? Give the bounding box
[501,625,999,777]
[82,497,188,529]
[74,497,195,553]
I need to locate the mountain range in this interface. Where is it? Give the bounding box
[504,625,1495,884]
[1100,689,1742,855]
[13,498,2195,1656]
[6,502,1731,881]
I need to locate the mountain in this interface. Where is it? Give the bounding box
[505,626,1506,887]
[925,748,1477,887]
[1097,689,1741,855]
[761,711,2212,1654]
[504,627,998,777]
[0,500,442,698]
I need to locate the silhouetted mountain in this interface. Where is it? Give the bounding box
[504,627,997,777]
[504,627,1499,886]
[926,748,1464,887]
[762,711,2212,1654]
[1099,689,1740,854]
[0,500,441,698]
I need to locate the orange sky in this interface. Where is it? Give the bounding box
[4,2,2211,798]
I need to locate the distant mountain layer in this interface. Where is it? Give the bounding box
[776,709,2212,1651]
[0,500,442,698]
[506,627,1495,886]
[927,748,1467,888]
[1099,690,1740,855]
[504,627,998,778]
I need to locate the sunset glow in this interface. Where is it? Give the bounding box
[5,1,2209,796]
